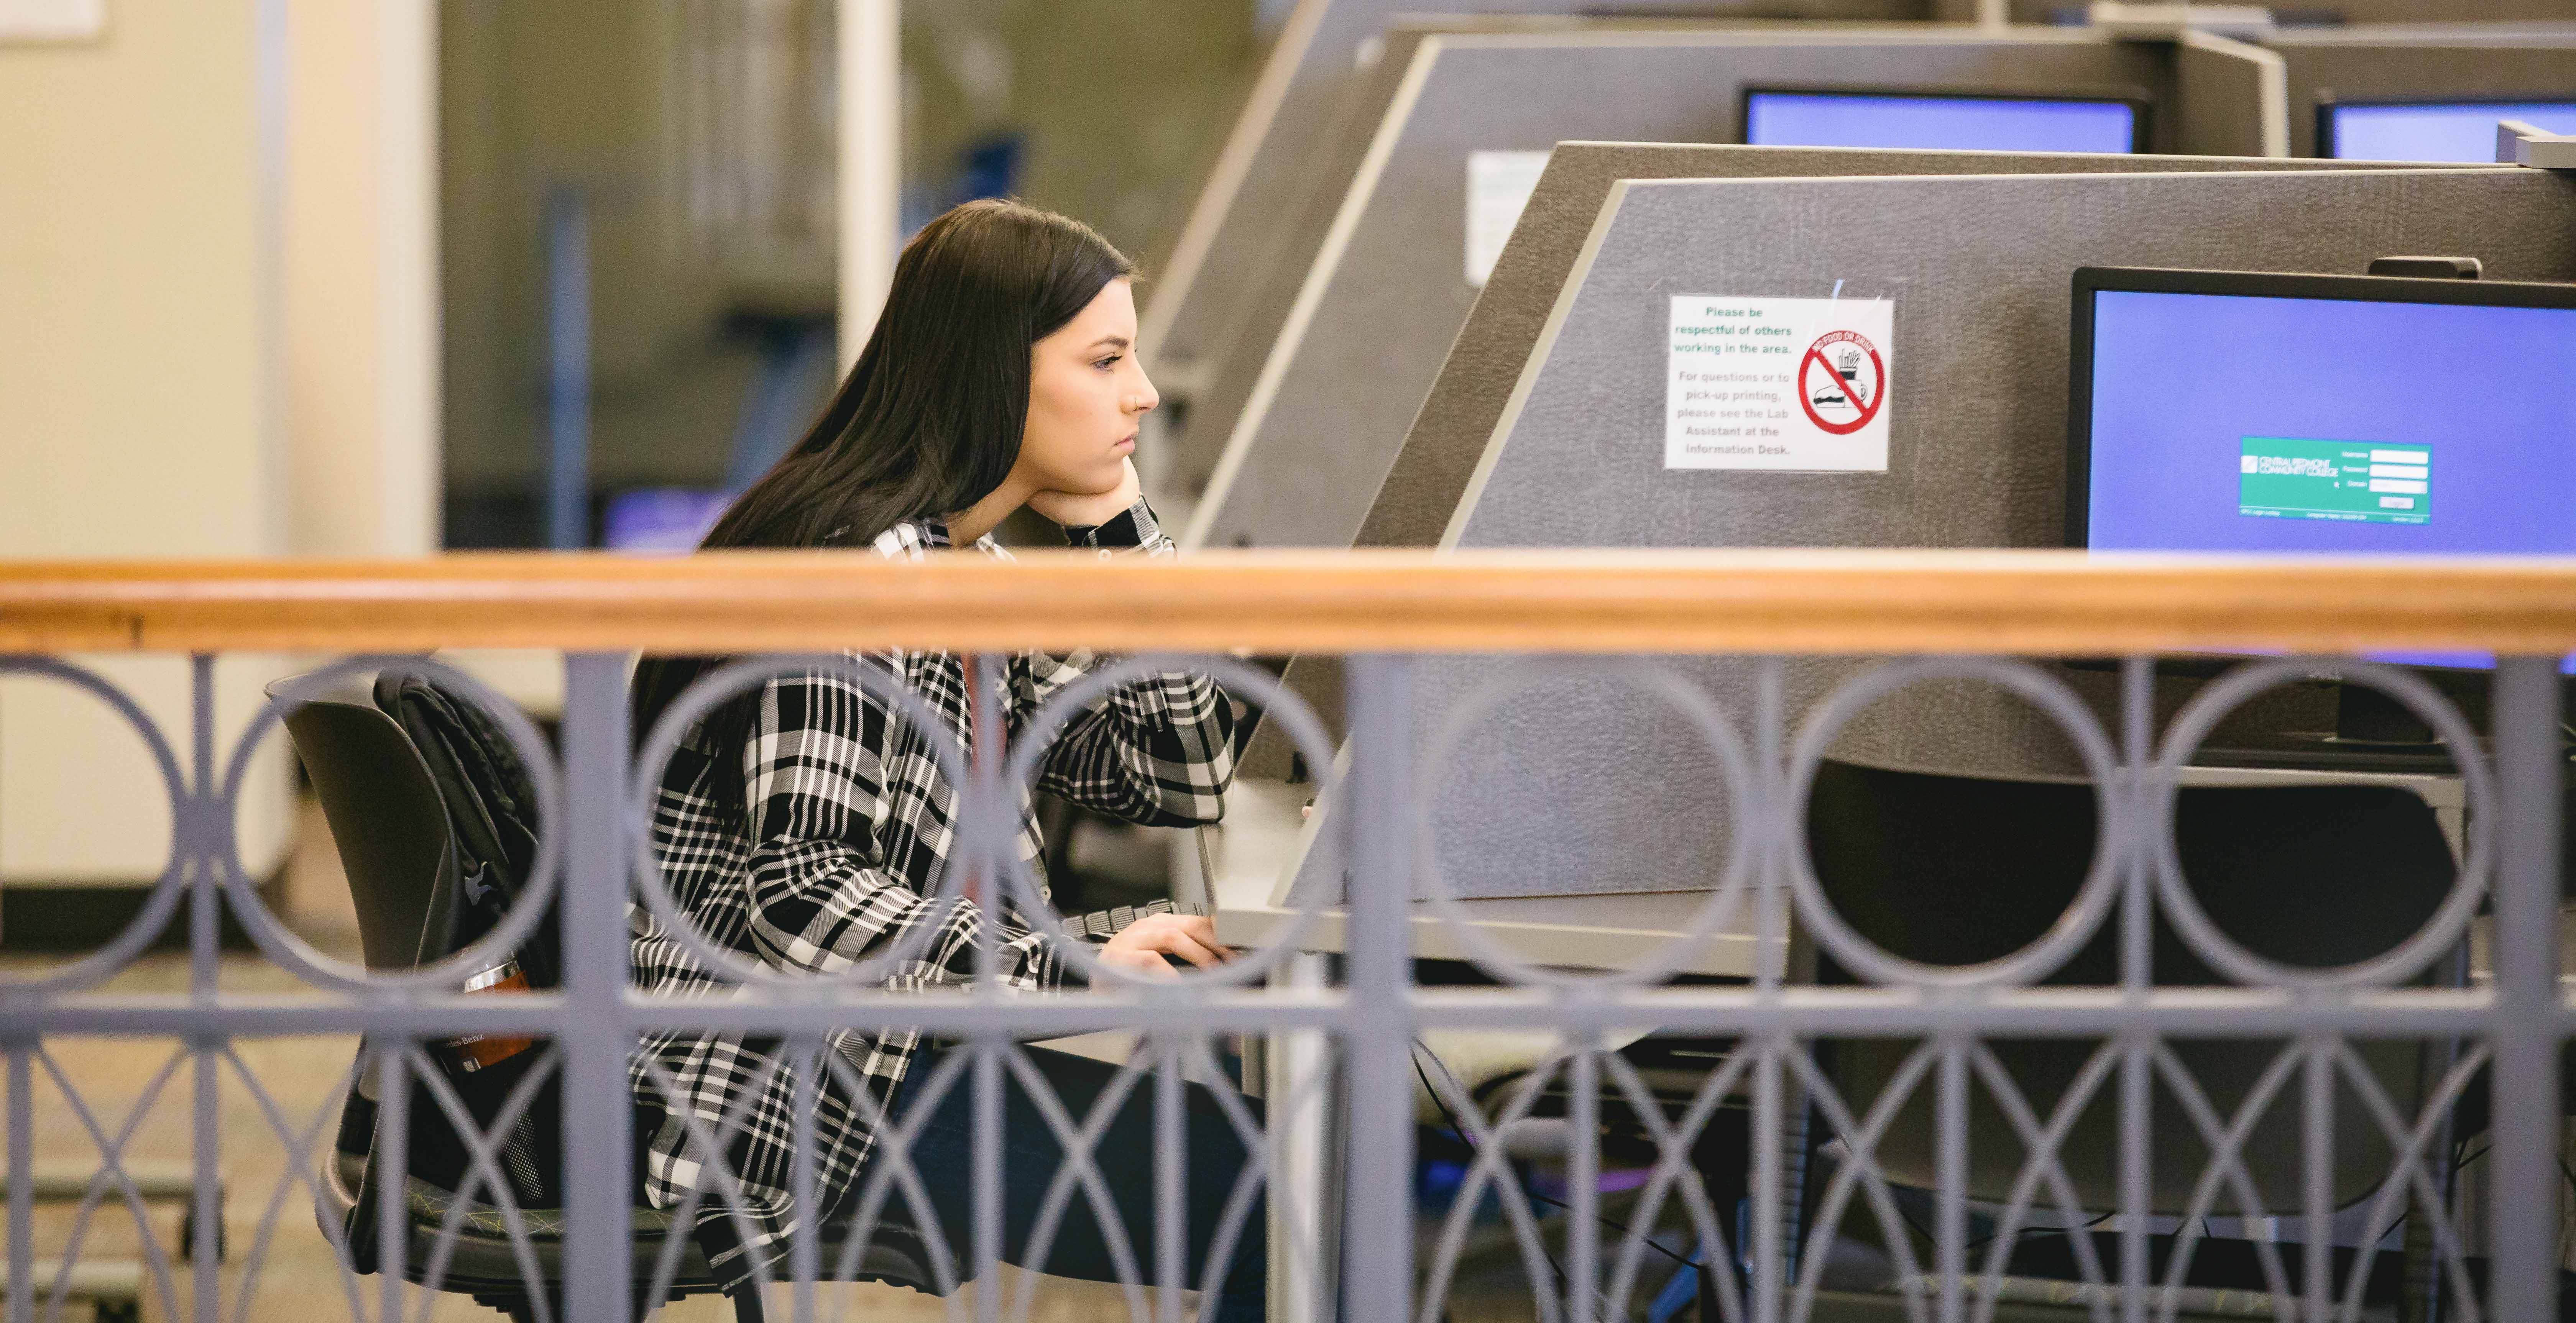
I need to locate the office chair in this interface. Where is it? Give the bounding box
[274,671,941,1322]
[1794,758,2464,1321]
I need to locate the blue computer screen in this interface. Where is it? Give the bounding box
[2324,100,2576,162]
[2084,286,2576,666]
[1744,90,2139,154]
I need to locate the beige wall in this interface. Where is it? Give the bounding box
[0,0,443,564]
[0,655,294,887]
[0,0,274,560]
[0,0,292,886]
[286,0,441,558]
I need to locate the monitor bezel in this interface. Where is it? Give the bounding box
[2063,264,2576,549]
[1739,83,2155,154]
[2314,91,2576,159]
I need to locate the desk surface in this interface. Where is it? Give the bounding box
[1201,765,2466,981]
[1204,780,1761,978]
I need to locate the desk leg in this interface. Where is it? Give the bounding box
[1268,952,1332,1323]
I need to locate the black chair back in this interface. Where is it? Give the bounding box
[270,677,462,972]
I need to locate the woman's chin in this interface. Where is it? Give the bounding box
[1033,471,1125,503]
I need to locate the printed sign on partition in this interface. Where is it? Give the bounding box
[1666,295,1895,471]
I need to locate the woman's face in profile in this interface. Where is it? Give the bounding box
[1020,277,1156,496]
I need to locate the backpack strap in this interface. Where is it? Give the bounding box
[373,672,559,988]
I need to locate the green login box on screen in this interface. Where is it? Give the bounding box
[2238,437,2430,525]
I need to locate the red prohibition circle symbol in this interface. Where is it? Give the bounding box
[1798,330,1886,436]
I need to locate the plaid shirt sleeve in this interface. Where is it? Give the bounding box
[742,666,1064,990]
[1017,498,1237,826]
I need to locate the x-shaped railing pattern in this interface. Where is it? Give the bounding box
[0,629,2564,1323]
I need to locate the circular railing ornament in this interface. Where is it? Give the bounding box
[2149,656,2494,990]
[217,655,567,993]
[997,653,1341,991]
[1785,656,2124,989]
[629,652,979,990]
[0,656,191,996]
[1414,658,1758,990]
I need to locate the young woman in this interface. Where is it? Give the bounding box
[627,199,1256,1318]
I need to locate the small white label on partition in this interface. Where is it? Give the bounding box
[0,0,104,41]
[1465,151,1549,288]
[1666,295,1895,472]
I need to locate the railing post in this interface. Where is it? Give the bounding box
[1754,659,1796,1323]
[2486,655,2560,1322]
[189,654,222,1323]
[2118,657,2153,1323]
[560,652,633,1323]
[1343,654,1416,1323]
[8,1041,28,1323]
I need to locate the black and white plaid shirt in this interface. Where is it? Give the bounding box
[626,499,1235,1285]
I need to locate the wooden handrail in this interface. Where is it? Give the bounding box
[5,549,2576,655]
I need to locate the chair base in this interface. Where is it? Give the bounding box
[321,1151,946,1317]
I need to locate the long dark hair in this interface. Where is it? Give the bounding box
[632,199,1136,779]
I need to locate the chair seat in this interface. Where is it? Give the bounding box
[321,1149,946,1302]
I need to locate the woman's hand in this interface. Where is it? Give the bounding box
[1097,911,1230,978]
[1026,458,1143,528]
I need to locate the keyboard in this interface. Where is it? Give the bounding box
[1059,897,1206,941]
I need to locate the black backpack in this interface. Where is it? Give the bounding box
[376,672,558,990]
[336,672,565,1267]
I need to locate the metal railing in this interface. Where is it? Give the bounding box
[0,549,2568,1323]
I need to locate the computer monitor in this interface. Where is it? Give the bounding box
[2069,265,2576,675]
[2317,96,2576,163]
[1742,85,2148,154]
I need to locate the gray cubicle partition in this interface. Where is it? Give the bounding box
[1281,164,2576,903]
[1147,0,1557,384]
[2177,29,2288,158]
[1180,27,2259,552]
[2270,24,2576,159]
[1158,16,1558,502]
[1364,139,2412,553]
[1247,140,2415,787]
[1156,16,1946,510]
[1139,0,1922,406]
